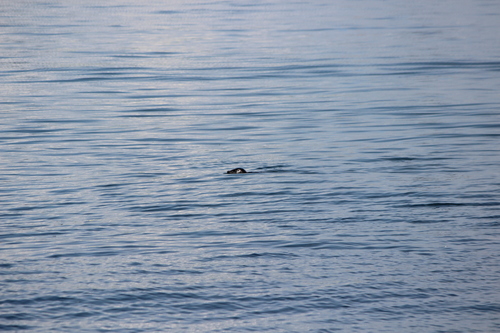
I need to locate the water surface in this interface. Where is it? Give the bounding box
[1,1,500,332]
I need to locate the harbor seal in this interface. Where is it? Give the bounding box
[226,168,247,174]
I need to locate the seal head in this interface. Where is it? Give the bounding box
[226,168,247,174]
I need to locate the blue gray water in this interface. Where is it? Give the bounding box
[1,1,500,332]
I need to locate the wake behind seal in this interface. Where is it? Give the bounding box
[226,168,247,174]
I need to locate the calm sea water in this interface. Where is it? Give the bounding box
[1,0,500,332]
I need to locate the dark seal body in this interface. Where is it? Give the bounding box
[226,168,247,174]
